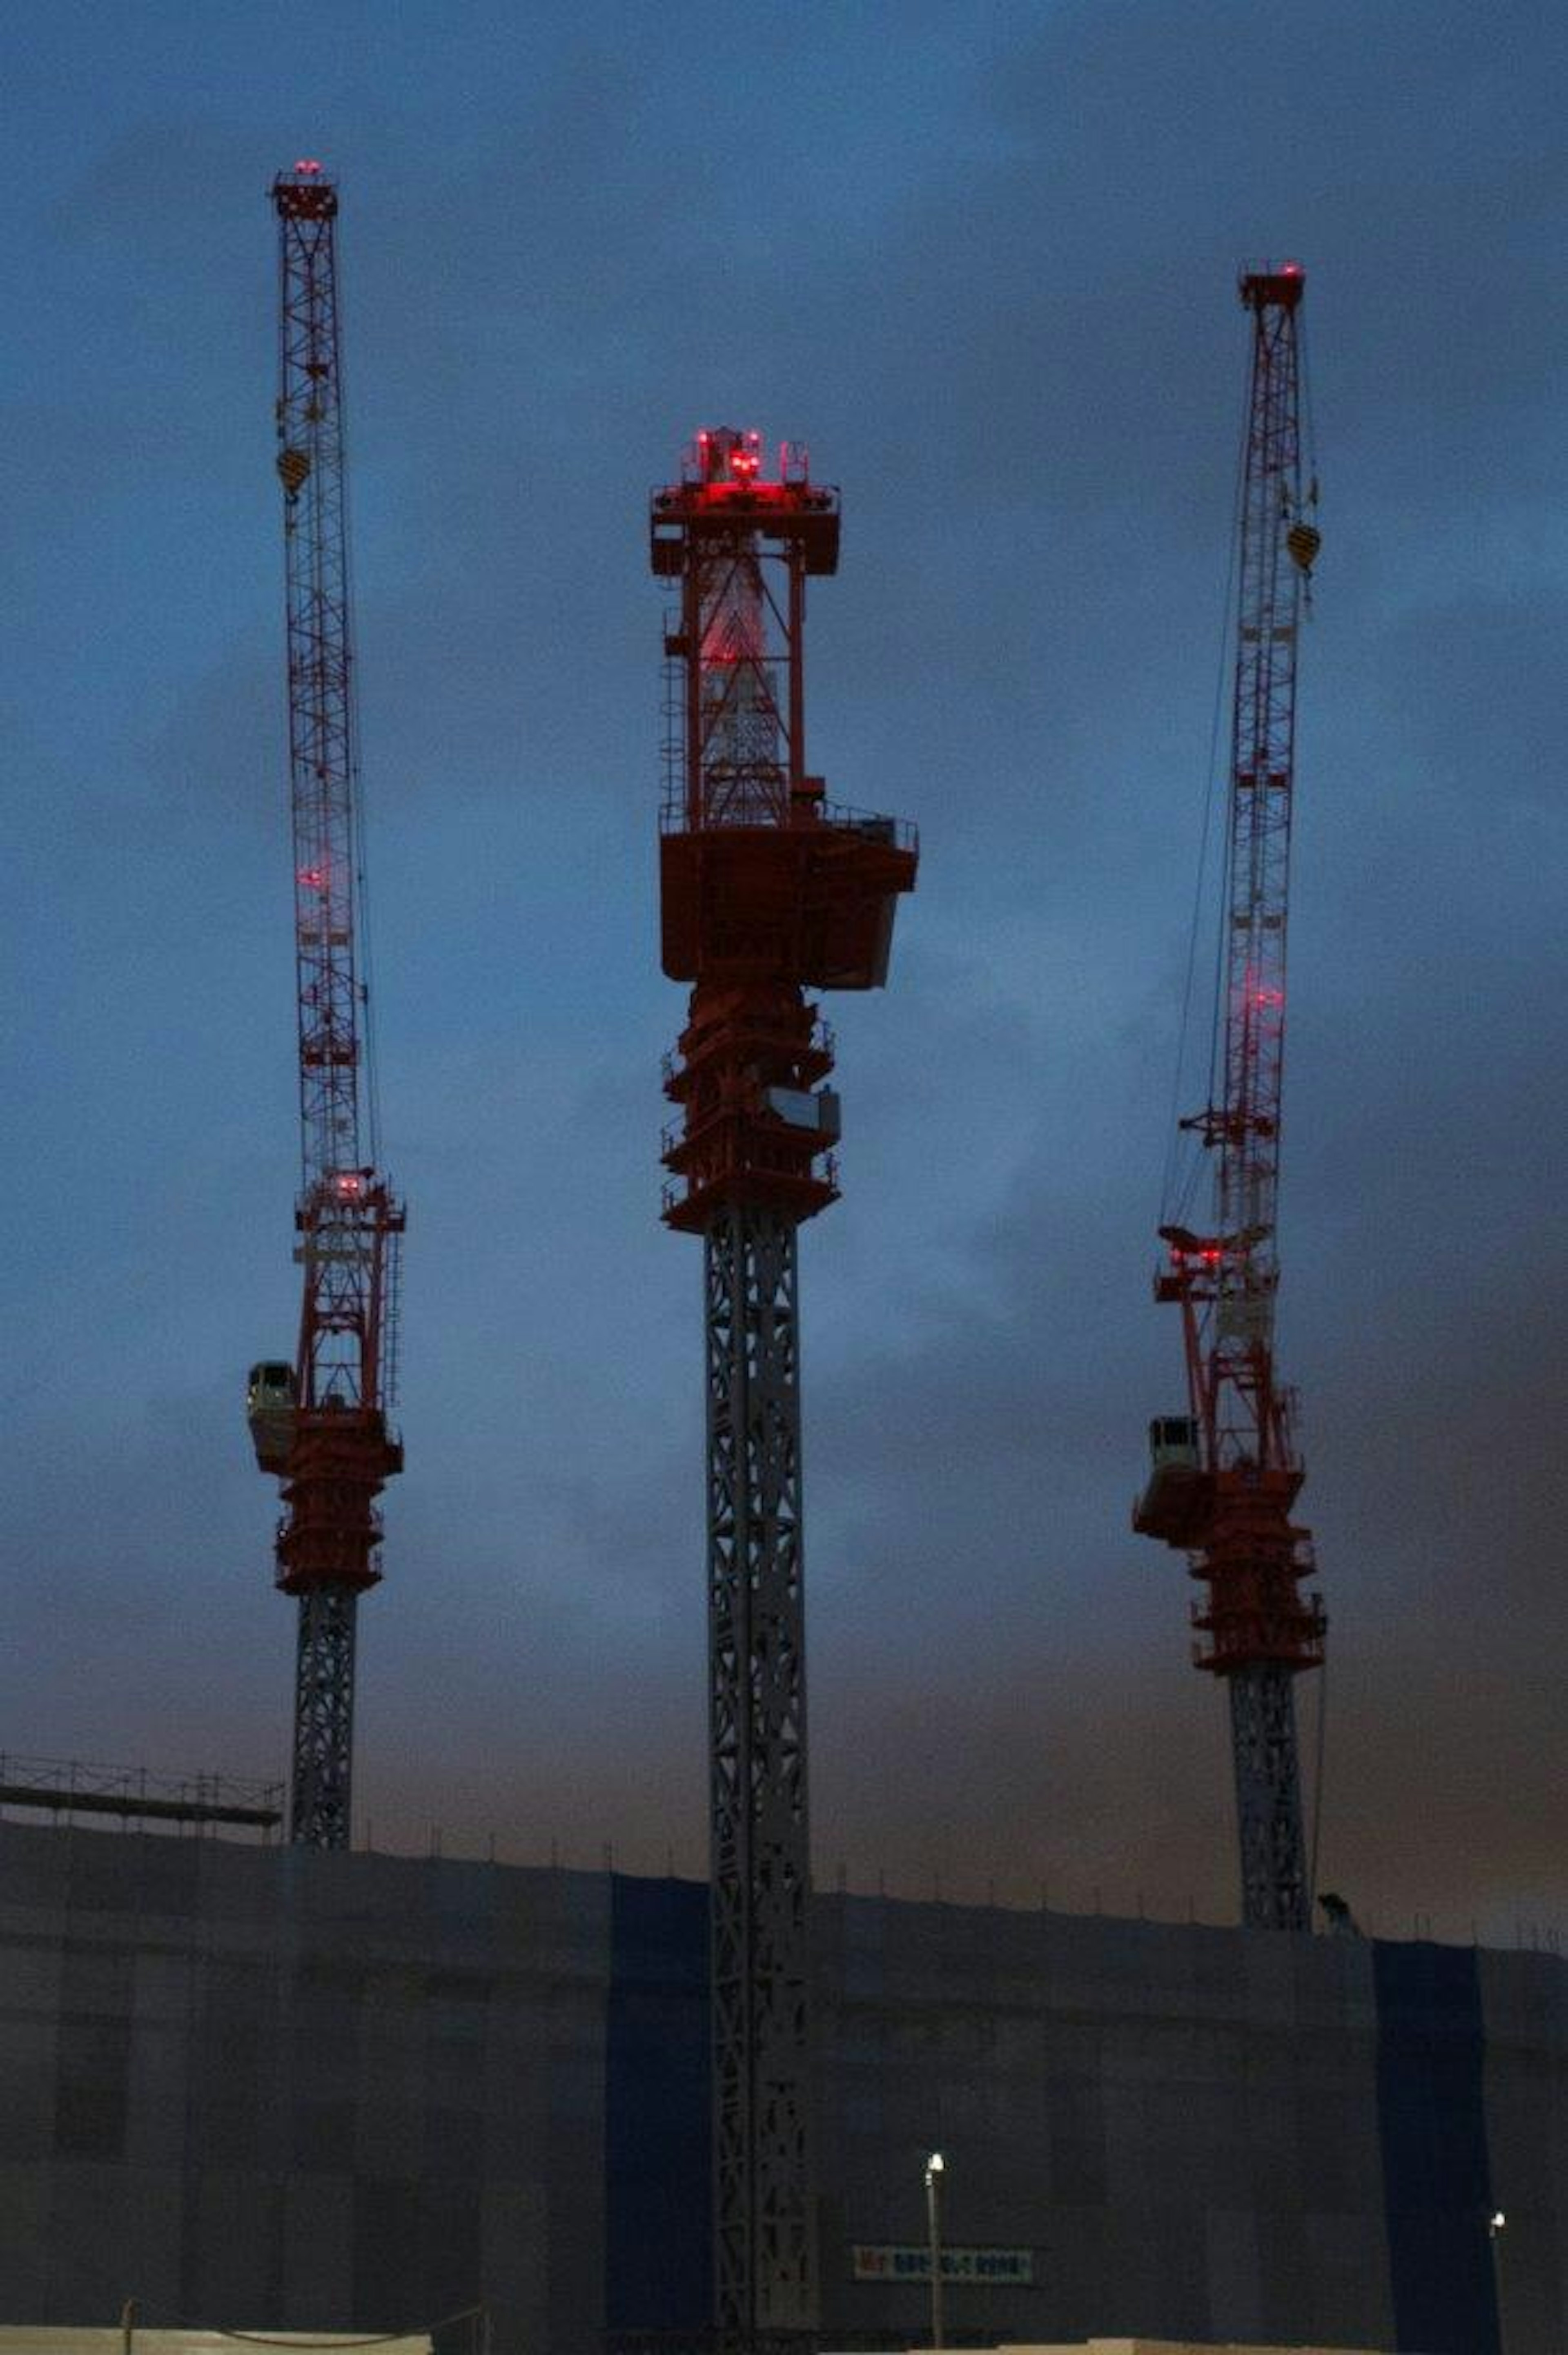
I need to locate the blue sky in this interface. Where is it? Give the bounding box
[3,0,1566,1942]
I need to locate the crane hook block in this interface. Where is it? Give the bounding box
[1287,520,1321,575]
[277,447,311,497]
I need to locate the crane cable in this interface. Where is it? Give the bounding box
[1159,294,1321,1238]
[329,230,384,1181]
[1158,351,1251,1233]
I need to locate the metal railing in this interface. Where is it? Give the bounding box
[657,788,918,854]
[0,1754,284,1835]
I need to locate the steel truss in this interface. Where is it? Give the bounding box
[705,1203,815,2338]
[291,1584,359,1849]
[1229,1660,1307,1931]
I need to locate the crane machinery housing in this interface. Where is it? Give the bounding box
[1134,263,1325,1934]
[653,427,918,2344]
[247,162,404,1853]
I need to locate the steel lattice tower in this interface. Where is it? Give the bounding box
[1135,266,1326,1931]
[247,163,403,1852]
[653,430,918,2341]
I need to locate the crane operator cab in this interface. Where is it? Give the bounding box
[1133,1414,1207,1547]
[1149,1415,1199,1467]
[247,1360,297,1476]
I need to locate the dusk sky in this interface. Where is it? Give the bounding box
[4,0,1566,1945]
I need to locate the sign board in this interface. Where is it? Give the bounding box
[850,2243,1034,2285]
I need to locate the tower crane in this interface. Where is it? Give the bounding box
[1134,264,1325,1932]
[653,429,917,2341]
[247,162,404,1852]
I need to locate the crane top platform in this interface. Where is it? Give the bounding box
[1240,257,1305,310]
[651,426,840,575]
[272,158,338,218]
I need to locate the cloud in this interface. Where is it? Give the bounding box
[6,0,1567,1941]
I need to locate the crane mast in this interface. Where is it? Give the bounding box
[248,162,403,1853]
[1135,264,1325,1932]
[653,429,917,2342]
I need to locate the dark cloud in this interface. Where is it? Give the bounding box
[3,0,1565,1945]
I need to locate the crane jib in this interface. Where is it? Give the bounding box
[249,163,406,1855]
[1134,263,1326,1937]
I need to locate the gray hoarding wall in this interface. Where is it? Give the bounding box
[0,1824,608,2355]
[0,1823,1563,2354]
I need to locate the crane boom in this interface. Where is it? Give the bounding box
[248,162,404,1853]
[1135,263,1325,1932]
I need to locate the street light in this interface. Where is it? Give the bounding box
[1488,2209,1507,2355]
[924,2150,946,2352]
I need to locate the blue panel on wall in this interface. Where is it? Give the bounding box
[605,1873,711,2330]
[1374,1939,1499,2355]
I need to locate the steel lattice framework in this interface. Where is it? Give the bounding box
[653,429,917,2343]
[1135,266,1326,1932]
[706,1204,809,2341]
[251,164,403,1852]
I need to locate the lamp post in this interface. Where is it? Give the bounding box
[1488,2210,1507,2354]
[924,2150,946,2351]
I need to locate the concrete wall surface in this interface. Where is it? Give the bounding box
[0,1823,1563,2355]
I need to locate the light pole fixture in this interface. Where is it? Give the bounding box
[924,2150,946,2352]
[1488,2208,1508,2355]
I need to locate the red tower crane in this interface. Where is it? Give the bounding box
[247,163,403,1852]
[653,428,917,2341]
[1135,264,1325,1932]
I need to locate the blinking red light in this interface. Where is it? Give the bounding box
[295,159,323,175]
